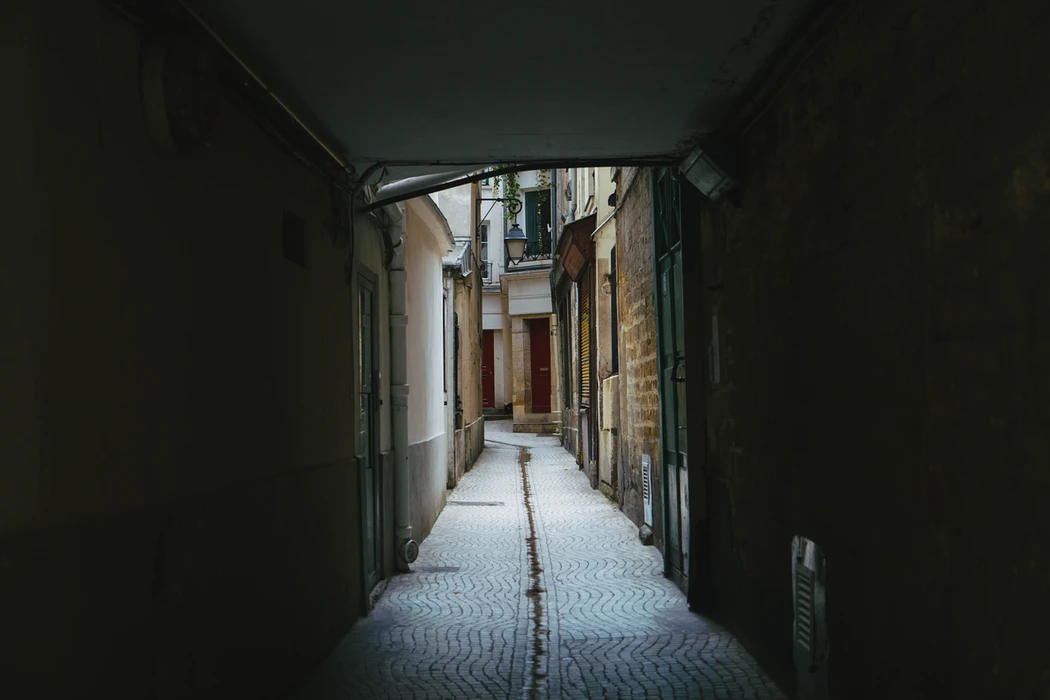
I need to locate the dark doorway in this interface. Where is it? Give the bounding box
[653,168,690,591]
[530,318,551,413]
[482,329,495,409]
[357,271,382,595]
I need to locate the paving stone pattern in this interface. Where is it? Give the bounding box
[298,422,785,699]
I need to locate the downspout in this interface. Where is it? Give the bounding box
[380,202,418,571]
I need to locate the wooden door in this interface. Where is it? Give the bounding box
[482,329,495,409]
[530,318,551,413]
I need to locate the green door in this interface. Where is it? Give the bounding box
[653,168,690,590]
[357,273,381,594]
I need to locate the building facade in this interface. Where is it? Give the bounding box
[477,171,560,434]
[554,166,697,598]
[433,185,486,489]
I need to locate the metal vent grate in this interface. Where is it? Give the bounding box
[641,455,653,527]
[795,565,815,649]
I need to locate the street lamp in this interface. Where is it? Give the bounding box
[504,221,527,265]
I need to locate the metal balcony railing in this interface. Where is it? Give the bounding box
[520,230,553,262]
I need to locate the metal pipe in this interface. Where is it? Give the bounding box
[381,203,417,570]
[177,0,354,177]
[360,157,677,213]
[375,167,489,202]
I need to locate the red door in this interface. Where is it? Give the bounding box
[482,330,495,409]
[530,318,551,413]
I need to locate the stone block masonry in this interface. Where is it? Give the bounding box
[614,168,662,545]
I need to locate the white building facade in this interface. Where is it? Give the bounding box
[478,171,561,433]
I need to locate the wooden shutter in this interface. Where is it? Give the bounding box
[579,271,592,406]
[525,191,540,251]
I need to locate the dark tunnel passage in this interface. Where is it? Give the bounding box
[3,0,1050,698]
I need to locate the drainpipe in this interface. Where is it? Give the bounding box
[381,202,419,571]
[374,167,485,203]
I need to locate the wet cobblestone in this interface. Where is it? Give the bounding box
[298,422,785,699]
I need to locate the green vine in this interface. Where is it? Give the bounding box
[490,168,554,222]
[536,169,551,203]
[491,167,521,220]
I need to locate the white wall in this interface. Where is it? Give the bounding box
[405,204,451,445]
[482,291,507,330]
[430,185,472,238]
[478,178,505,280]
[480,170,549,282]
[507,276,554,316]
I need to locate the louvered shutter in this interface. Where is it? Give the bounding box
[579,272,591,406]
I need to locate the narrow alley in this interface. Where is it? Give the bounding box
[299,422,783,699]
[8,1,1050,698]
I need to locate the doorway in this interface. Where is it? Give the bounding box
[529,318,551,413]
[357,272,382,595]
[653,168,689,591]
[482,329,495,409]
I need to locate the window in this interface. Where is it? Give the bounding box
[480,222,490,279]
[524,189,552,258]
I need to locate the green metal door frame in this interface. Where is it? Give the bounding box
[650,168,671,577]
[650,167,689,589]
[355,265,382,606]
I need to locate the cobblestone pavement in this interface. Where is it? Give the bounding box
[297,422,785,699]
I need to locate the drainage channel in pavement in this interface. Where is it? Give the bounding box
[517,444,549,700]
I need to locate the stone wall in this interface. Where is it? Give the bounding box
[613,168,662,545]
[699,1,1050,697]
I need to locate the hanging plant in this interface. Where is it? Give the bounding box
[491,167,521,220]
[536,169,551,204]
[490,168,553,220]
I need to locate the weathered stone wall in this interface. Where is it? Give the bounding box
[614,168,662,545]
[700,1,1050,697]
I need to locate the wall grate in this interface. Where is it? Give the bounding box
[641,455,653,527]
[795,565,815,649]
